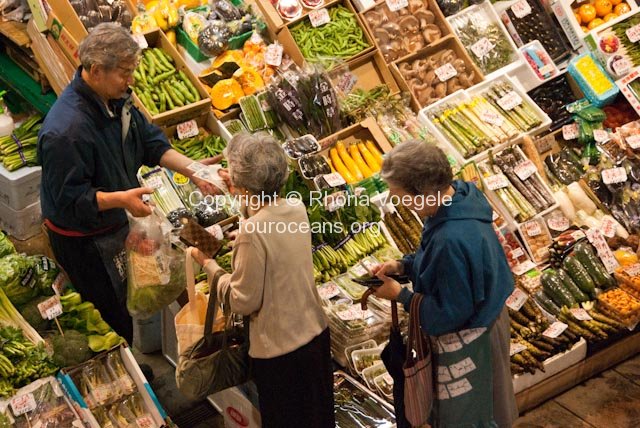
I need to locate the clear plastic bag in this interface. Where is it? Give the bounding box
[125,209,186,319]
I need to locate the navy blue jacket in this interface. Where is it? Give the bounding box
[38,71,170,234]
[397,180,514,336]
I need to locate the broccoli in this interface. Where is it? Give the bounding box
[50,330,93,368]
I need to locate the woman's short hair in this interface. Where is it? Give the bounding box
[78,23,140,71]
[381,140,452,195]
[225,132,289,196]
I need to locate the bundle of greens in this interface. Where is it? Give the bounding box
[0,232,14,258]
[0,115,42,171]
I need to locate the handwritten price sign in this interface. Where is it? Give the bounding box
[485,173,510,190]
[176,120,199,140]
[602,167,628,185]
[505,288,528,311]
[511,0,532,18]
[38,295,63,320]
[309,9,330,27]
[514,159,537,180]
[10,393,36,416]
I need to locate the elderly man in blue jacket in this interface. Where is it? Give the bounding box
[37,23,220,345]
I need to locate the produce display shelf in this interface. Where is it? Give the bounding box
[516,330,640,413]
[0,52,57,114]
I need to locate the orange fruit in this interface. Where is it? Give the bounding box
[579,4,597,22]
[595,0,613,17]
[614,2,631,14]
[581,25,590,32]
[588,17,605,29]
[575,11,583,25]
[610,0,622,4]
[604,12,617,21]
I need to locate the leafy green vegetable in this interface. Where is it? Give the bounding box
[0,232,15,258]
[17,295,51,332]
[0,254,38,306]
[27,255,59,296]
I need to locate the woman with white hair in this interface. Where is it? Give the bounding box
[192,133,334,427]
[372,140,518,427]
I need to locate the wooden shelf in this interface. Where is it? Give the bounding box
[516,332,640,413]
[0,20,29,48]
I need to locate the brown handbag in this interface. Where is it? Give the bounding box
[403,293,434,426]
[179,218,223,258]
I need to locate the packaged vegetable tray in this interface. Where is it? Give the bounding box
[568,53,619,107]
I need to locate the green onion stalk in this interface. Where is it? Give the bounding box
[138,166,185,216]
[0,115,42,171]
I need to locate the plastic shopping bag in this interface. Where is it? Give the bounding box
[125,209,186,319]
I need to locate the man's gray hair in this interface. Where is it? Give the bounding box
[381,140,452,195]
[225,132,289,196]
[78,23,140,71]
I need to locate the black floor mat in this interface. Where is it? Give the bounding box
[171,401,223,428]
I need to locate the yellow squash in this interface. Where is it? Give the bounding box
[365,140,384,165]
[336,141,363,181]
[330,148,355,183]
[357,142,381,172]
[349,144,374,178]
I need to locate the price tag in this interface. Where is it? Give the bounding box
[132,33,148,49]
[176,120,199,140]
[435,63,458,82]
[323,173,346,187]
[145,176,163,189]
[543,321,568,338]
[586,228,620,273]
[265,43,284,67]
[38,295,63,320]
[593,129,609,143]
[309,8,330,27]
[485,173,510,191]
[206,224,224,240]
[539,64,555,76]
[385,0,408,11]
[337,307,372,321]
[136,416,155,428]
[624,263,640,277]
[524,220,542,237]
[505,288,528,311]
[511,0,532,18]
[324,191,347,212]
[510,342,528,356]
[626,24,640,43]
[601,215,617,238]
[471,38,495,59]
[547,216,570,232]
[511,248,525,259]
[512,260,536,275]
[497,91,523,111]
[602,167,628,184]
[535,134,555,153]
[10,393,36,416]
[480,110,504,127]
[611,57,631,76]
[336,72,358,94]
[318,282,341,300]
[626,134,640,149]
[571,230,586,240]
[514,159,537,180]
[570,308,593,321]
[562,123,579,140]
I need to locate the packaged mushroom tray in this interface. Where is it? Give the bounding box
[360,0,451,63]
[390,35,483,110]
[419,75,550,162]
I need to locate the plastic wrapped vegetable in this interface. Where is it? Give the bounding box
[183,12,207,42]
[125,210,186,319]
[0,254,38,307]
[0,231,15,258]
[198,21,232,57]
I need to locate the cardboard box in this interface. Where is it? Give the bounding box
[162,111,232,143]
[277,0,375,70]
[27,0,50,32]
[391,35,483,112]
[45,0,137,42]
[256,0,342,33]
[57,345,169,428]
[330,50,399,95]
[318,117,393,154]
[132,29,212,127]
[359,0,452,64]
[47,12,81,67]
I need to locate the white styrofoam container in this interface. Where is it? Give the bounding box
[0,198,41,240]
[555,0,638,44]
[512,338,587,393]
[161,301,182,367]
[208,383,262,428]
[0,164,41,210]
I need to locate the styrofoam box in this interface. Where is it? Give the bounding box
[0,198,41,240]
[0,164,41,210]
[512,338,587,394]
[161,301,181,367]
[208,383,262,428]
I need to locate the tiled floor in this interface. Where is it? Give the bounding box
[135,347,640,428]
[515,353,640,428]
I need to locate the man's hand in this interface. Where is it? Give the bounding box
[372,260,404,278]
[122,187,154,217]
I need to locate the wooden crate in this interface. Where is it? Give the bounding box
[329,49,399,95]
[132,29,212,127]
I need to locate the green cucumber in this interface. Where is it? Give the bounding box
[557,268,590,303]
[562,254,596,296]
[573,241,615,289]
[534,291,561,316]
[541,269,577,308]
